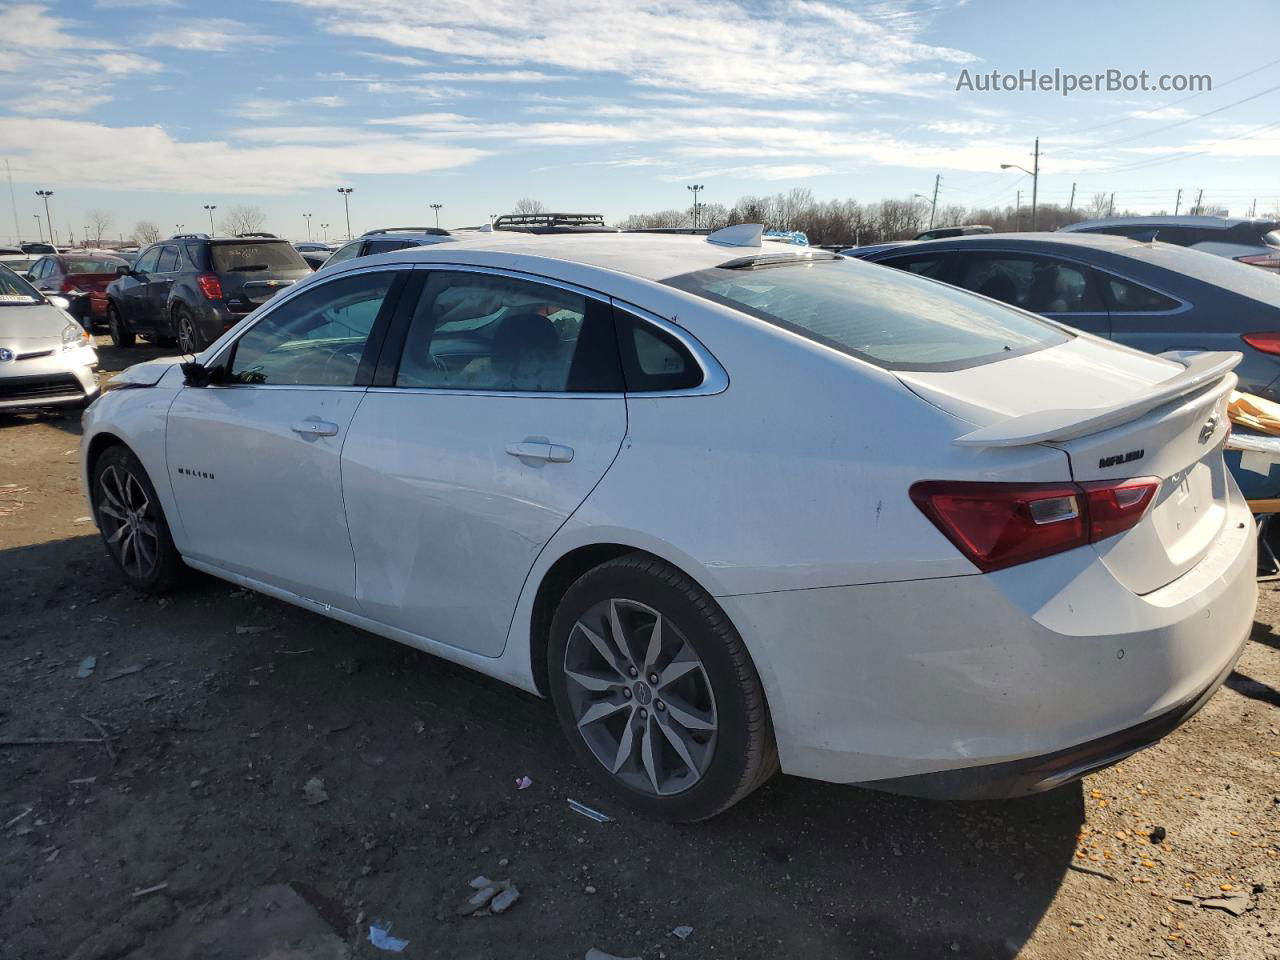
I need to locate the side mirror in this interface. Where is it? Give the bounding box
[48,295,71,311]
[115,264,131,277]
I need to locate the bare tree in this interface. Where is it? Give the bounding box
[87,209,113,246]
[220,204,267,236]
[133,220,161,245]
[1086,192,1111,219]
[511,198,547,215]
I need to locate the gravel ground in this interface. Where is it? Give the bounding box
[1,337,1277,960]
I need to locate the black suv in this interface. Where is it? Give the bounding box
[105,233,311,352]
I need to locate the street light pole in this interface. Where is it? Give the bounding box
[1000,137,1039,230]
[430,203,443,228]
[320,222,329,241]
[687,184,704,229]
[33,214,43,244]
[303,213,312,241]
[35,190,54,247]
[337,187,354,239]
[203,204,217,235]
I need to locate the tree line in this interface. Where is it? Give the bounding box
[617,188,1140,246]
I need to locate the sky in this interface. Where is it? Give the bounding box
[0,0,1278,244]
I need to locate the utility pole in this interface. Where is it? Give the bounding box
[1030,137,1039,230]
[35,189,54,247]
[928,173,940,229]
[1193,188,1203,216]
[1108,192,1115,217]
[687,184,704,229]
[1016,189,1022,231]
[1250,198,1258,218]
[4,159,18,244]
[1174,188,1182,215]
[1067,182,1076,218]
[337,187,354,239]
[430,202,443,228]
[203,204,217,235]
[303,213,312,240]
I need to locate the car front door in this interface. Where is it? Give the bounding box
[165,266,405,607]
[952,251,1111,336]
[120,246,161,329]
[340,267,628,656]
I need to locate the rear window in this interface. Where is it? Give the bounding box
[63,257,121,273]
[666,260,1069,372]
[211,242,307,273]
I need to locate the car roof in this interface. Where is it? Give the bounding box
[1064,215,1279,231]
[346,230,827,283]
[866,232,1150,254]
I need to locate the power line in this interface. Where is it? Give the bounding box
[1087,118,1280,174]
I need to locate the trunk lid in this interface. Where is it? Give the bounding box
[897,336,1239,593]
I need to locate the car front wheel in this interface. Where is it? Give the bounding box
[107,302,134,348]
[548,554,778,821]
[91,445,184,594]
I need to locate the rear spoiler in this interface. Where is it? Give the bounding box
[953,351,1241,447]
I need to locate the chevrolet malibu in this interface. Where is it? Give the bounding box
[80,227,1256,821]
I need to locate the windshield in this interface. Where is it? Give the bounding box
[666,259,1070,371]
[210,242,307,273]
[63,257,123,273]
[0,263,42,304]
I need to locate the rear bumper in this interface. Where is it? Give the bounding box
[720,482,1257,794]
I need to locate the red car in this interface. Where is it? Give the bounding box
[26,252,130,329]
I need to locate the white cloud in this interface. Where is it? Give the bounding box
[657,163,836,182]
[94,52,165,75]
[142,18,260,51]
[287,0,975,100]
[925,119,997,135]
[0,117,490,194]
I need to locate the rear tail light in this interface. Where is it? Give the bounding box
[1241,332,1280,355]
[910,478,1160,572]
[61,278,81,294]
[196,274,223,300]
[1235,253,1280,270]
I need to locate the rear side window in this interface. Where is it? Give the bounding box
[666,260,1069,372]
[615,310,702,391]
[1103,275,1180,312]
[955,254,1103,314]
[211,242,307,273]
[364,238,419,254]
[875,253,950,279]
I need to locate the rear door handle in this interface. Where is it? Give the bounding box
[505,441,574,463]
[291,420,339,437]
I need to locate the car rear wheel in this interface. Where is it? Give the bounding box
[91,445,184,594]
[107,302,134,348]
[175,306,203,354]
[548,554,778,821]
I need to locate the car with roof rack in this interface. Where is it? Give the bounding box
[104,233,311,353]
[82,224,1254,820]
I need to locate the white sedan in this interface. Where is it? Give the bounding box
[80,226,1256,820]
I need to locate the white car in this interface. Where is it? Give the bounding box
[80,226,1255,820]
[0,264,98,412]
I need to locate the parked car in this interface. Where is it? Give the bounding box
[318,228,455,272]
[81,227,1254,820]
[293,242,337,254]
[0,254,40,276]
[25,252,130,329]
[20,241,57,255]
[852,232,1280,401]
[0,263,98,412]
[1062,215,1280,272]
[913,224,993,241]
[838,240,914,257]
[105,234,311,353]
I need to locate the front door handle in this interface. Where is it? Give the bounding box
[505,441,574,463]
[291,420,339,437]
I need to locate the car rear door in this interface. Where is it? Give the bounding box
[340,266,628,656]
[166,266,406,608]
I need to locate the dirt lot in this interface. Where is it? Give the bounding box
[1,337,1278,960]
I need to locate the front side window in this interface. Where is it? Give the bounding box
[228,271,396,386]
[667,259,1069,372]
[134,247,162,274]
[394,271,622,392]
[955,255,1103,314]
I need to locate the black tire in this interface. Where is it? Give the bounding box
[108,302,134,348]
[548,553,778,822]
[175,305,203,354]
[91,445,184,595]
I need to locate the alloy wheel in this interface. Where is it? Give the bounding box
[95,464,161,580]
[177,313,198,355]
[563,598,718,797]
